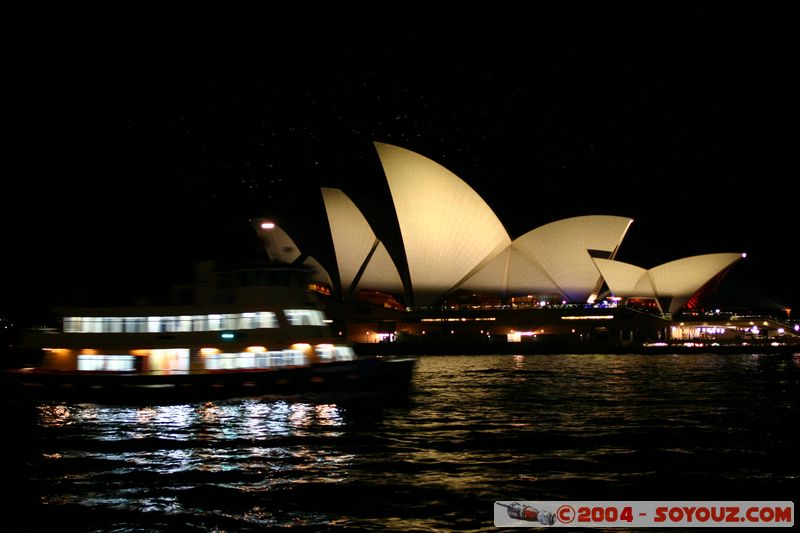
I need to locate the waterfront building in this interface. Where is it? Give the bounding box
[246,142,797,350]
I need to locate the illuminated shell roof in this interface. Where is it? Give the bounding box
[375,142,511,305]
[511,215,633,302]
[254,221,302,264]
[594,253,745,313]
[357,241,405,295]
[321,187,403,296]
[592,258,652,297]
[252,219,332,286]
[649,253,744,312]
[254,143,741,311]
[460,246,559,297]
[303,255,333,287]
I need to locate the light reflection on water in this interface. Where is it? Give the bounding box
[37,399,345,441]
[10,353,800,531]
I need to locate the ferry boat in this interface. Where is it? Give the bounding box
[1,262,417,405]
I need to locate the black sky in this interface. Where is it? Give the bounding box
[4,8,798,322]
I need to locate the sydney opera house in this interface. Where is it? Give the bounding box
[248,142,794,350]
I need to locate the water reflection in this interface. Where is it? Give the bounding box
[36,399,346,442]
[37,403,72,426]
[19,354,800,532]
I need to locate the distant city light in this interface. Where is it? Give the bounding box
[261,222,275,229]
[741,252,747,258]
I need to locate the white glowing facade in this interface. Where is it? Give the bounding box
[375,142,512,305]
[252,220,332,287]
[254,222,302,264]
[593,253,745,313]
[320,187,403,297]
[460,215,632,302]
[252,143,743,313]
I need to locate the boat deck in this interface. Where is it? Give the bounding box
[1,357,417,406]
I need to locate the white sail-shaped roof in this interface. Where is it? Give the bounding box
[321,187,403,297]
[593,253,744,313]
[357,241,404,295]
[506,247,561,296]
[512,215,633,302]
[253,220,303,264]
[459,247,511,294]
[303,255,333,287]
[375,142,511,305]
[252,219,333,286]
[648,253,744,313]
[460,245,560,297]
[592,258,653,298]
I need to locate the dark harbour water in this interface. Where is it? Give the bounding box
[5,353,799,532]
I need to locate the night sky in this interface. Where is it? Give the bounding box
[4,9,798,323]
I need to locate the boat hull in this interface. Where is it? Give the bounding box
[1,356,417,406]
